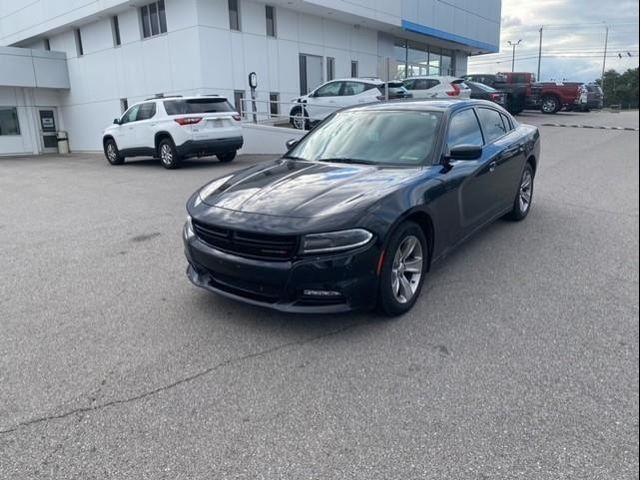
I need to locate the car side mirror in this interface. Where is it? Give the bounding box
[447,145,483,161]
[113,118,120,125]
[285,138,299,150]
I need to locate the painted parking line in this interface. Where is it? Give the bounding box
[542,123,639,132]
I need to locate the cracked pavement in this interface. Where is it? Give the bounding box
[0,111,638,479]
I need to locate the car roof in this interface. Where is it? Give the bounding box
[404,76,463,81]
[343,98,508,114]
[327,77,383,84]
[141,95,230,103]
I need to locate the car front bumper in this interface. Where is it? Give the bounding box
[183,225,381,314]
[177,137,244,158]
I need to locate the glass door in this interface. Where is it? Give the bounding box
[38,109,58,153]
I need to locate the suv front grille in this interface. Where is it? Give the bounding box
[193,220,298,261]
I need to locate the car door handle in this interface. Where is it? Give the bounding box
[489,161,497,173]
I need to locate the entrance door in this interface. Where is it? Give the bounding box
[299,54,323,94]
[38,109,58,153]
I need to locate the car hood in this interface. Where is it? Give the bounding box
[198,159,420,218]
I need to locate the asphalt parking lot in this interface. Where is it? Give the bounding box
[1,110,638,479]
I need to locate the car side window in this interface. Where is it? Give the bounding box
[447,109,484,148]
[476,108,508,143]
[315,82,343,97]
[137,102,157,121]
[120,104,141,124]
[500,113,513,132]
[341,81,367,96]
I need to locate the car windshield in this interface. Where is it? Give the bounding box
[287,110,442,166]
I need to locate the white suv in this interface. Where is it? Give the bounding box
[289,78,386,130]
[403,76,471,100]
[103,95,243,169]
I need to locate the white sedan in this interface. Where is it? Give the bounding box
[403,76,471,100]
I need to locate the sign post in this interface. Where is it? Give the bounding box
[248,72,258,124]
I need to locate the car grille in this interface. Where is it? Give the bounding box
[192,220,298,260]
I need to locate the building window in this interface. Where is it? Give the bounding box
[74,29,84,56]
[120,98,129,113]
[326,57,335,81]
[265,5,276,37]
[233,90,245,116]
[112,16,122,46]
[229,0,240,31]
[44,38,51,51]
[351,60,358,78]
[269,93,279,117]
[0,107,21,136]
[141,0,167,39]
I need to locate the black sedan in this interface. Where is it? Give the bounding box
[183,100,540,316]
[466,81,508,108]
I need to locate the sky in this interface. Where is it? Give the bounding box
[467,0,640,82]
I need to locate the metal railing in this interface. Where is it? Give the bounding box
[238,98,302,126]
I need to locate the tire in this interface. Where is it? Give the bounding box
[378,221,429,317]
[541,96,560,114]
[289,107,309,130]
[217,151,236,163]
[104,139,124,165]
[506,163,534,221]
[158,138,182,169]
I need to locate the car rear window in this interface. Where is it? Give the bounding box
[164,98,234,115]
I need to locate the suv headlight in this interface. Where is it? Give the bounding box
[301,229,373,254]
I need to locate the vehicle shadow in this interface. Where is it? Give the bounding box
[119,155,277,169]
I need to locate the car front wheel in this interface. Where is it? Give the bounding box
[104,139,124,165]
[290,107,309,130]
[379,222,428,316]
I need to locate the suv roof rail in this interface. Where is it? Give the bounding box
[145,94,183,100]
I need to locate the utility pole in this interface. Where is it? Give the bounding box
[601,25,609,101]
[537,27,543,80]
[508,39,522,72]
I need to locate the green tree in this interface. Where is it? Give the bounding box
[597,67,639,108]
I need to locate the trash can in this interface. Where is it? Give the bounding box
[57,131,70,154]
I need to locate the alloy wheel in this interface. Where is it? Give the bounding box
[519,169,533,213]
[293,111,306,130]
[391,235,424,304]
[107,144,117,162]
[160,144,173,165]
[542,98,557,113]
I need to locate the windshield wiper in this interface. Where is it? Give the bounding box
[317,158,378,165]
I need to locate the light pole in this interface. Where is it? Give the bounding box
[537,28,543,80]
[508,39,522,72]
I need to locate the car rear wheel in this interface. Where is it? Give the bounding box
[158,138,182,169]
[217,151,236,162]
[506,163,534,221]
[104,139,124,165]
[541,96,560,114]
[379,222,428,316]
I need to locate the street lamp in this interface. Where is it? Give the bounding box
[507,39,522,72]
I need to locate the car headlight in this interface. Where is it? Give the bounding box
[301,229,373,254]
[184,215,195,240]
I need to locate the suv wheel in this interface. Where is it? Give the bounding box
[290,107,309,130]
[158,138,182,169]
[541,96,560,114]
[104,139,124,165]
[216,151,236,163]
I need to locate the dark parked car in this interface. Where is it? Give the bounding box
[466,81,507,108]
[184,100,540,316]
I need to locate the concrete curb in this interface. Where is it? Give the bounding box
[541,123,639,132]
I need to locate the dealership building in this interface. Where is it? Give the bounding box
[0,0,501,156]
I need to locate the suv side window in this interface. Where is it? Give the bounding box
[315,82,343,97]
[137,102,157,121]
[476,108,507,143]
[120,104,141,124]
[447,109,483,148]
[341,81,366,96]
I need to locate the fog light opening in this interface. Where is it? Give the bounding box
[302,289,342,298]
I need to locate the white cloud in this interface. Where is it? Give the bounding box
[468,0,639,82]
